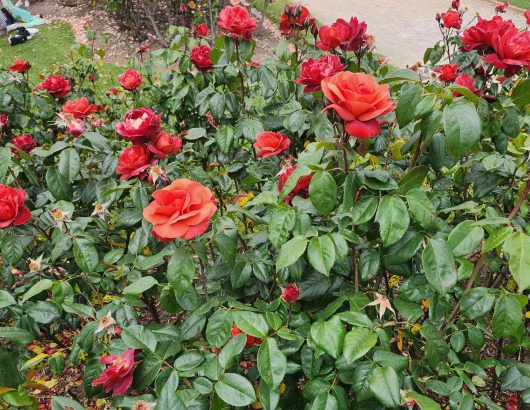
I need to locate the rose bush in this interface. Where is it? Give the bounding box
[0,2,529,409]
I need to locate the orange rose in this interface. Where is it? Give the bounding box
[143,179,217,241]
[322,72,395,138]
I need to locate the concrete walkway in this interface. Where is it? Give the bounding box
[299,0,528,67]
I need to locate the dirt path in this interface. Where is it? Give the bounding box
[299,0,528,67]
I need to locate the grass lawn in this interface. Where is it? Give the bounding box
[250,0,290,24]
[507,0,530,9]
[0,20,122,86]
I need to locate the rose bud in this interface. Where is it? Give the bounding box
[282,283,301,303]
[118,68,143,91]
[11,134,36,156]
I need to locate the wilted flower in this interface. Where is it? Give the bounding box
[28,254,44,273]
[92,203,109,220]
[92,349,137,396]
[95,312,116,335]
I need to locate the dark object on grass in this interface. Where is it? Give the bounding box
[8,26,32,45]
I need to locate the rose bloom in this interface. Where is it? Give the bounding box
[525,10,530,25]
[486,28,530,76]
[451,0,460,9]
[277,165,313,204]
[67,118,87,138]
[495,1,508,13]
[231,324,262,348]
[35,75,71,98]
[0,185,32,228]
[116,145,156,180]
[316,18,350,50]
[148,131,183,159]
[253,131,290,158]
[190,45,213,71]
[9,58,31,73]
[434,64,459,82]
[440,10,462,29]
[92,349,137,396]
[282,283,301,303]
[217,5,257,40]
[115,107,162,144]
[194,23,209,37]
[340,17,368,52]
[279,5,310,36]
[143,178,217,241]
[62,97,99,118]
[0,113,8,130]
[11,134,36,155]
[118,68,143,91]
[295,54,345,93]
[453,73,478,96]
[459,16,514,52]
[322,71,396,138]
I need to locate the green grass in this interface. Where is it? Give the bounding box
[250,0,290,24]
[0,20,122,86]
[507,0,530,9]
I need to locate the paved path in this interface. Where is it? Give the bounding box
[299,0,528,67]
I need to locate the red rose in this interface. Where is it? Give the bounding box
[316,18,350,50]
[340,17,368,52]
[194,23,209,37]
[525,10,530,25]
[440,10,462,29]
[295,54,345,93]
[282,283,301,303]
[35,75,71,98]
[190,46,213,71]
[495,1,508,13]
[217,5,257,40]
[453,73,478,96]
[115,107,162,144]
[434,64,459,82]
[118,69,143,91]
[66,118,86,138]
[91,349,137,396]
[148,131,183,159]
[108,88,118,96]
[11,134,36,155]
[322,71,396,138]
[0,114,9,130]
[116,145,156,180]
[0,185,31,228]
[9,58,31,73]
[485,28,530,76]
[143,179,217,240]
[231,324,262,348]
[459,16,514,52]
[451,0,460,9]
[279,5,310,36]
[247,61,260,68]
[277,165,313,204]
[62,97,98,118]
[253,131,290,158]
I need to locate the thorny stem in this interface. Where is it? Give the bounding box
[198,259,209,301]
[507,180,530,221]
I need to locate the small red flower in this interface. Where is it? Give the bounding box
[91,349,137,396]
[434,64,458,82]
[296,54,345,93]
[282,283,300,303]
[279,5,310,36]
[148,131,183,159]
[62,97,99,119]
[277,165,313,205]
[495,1,508,13]
[0,185,32,228]
[115,107,162,145]
[11,134,36,156]
[231,324,262,348]
[453,73,478,96]
[35,75,71,98]
[217,5,257,40]
[440,10,462,29]
[254,131,290,158]
[190,45,213,72]
[118,69,143,91]
[451,0,460,9]
[0,114,9,130]
[194,23,210,37]
[9,58,31,73]
[116,145,156,180]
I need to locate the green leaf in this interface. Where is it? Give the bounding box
[46,168,72,200]
[360,248,380,280]
[0,327,34,344]
[396,166,429,194]
[503,232,530,291]
[492,293,523,338]
[233,311,269,338]
[279,164,312,203]
[51,396,85,410]
[309,316,345,359]
[155,371,185,410]
[309,171,338,216]
[0,232,23,264]
[0,147,11,178]
[443,101,481,157]
[219,333,246,368]
[206,310,231,348]
[372,350,408,372]
[121,324,157,352]
[511,79,530,109]
[215,373,256,407]
[258,338,286,389]
[482,226,513,254]
[343,327,377,364]
[268,208,296,247]
[73,238,99,273]
[0,290,16,308]
[406,189,441,230]
[307,235,336,276]
[447,221,484,257]
[22,279,54,303]
[209,93,226,118]
[311,392,338,410]
[58,148,80,183]
[133,354,162,390]
[405,392,442,410]
[461,287,495,320]
[0,347,21,388]
[215,125,234,154]
[173,351,203,371]
[422,238,457,295]
[351,196,378,225]
[167,247,195,295]
[213,216,238,267]
[123,276,158,296]
[369,366,400,409]
[396,83,423,127]
[376,196,410,247]
[276,236,308,271]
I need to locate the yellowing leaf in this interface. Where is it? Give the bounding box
[21,353,48,371]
